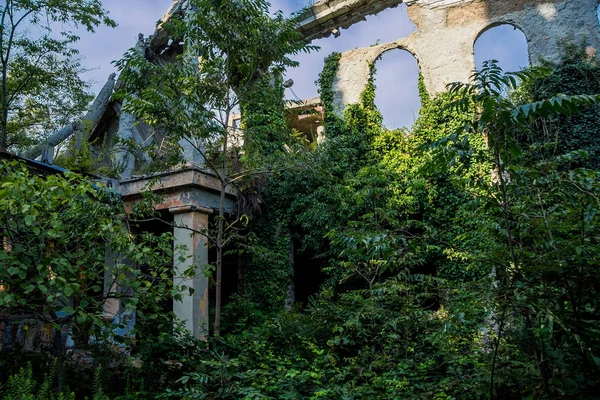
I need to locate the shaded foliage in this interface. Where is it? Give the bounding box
[0,163,186,354]
[174,51,600,399]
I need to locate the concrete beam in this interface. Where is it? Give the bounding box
[297,0,404,41]
[404,0,476,9]
[119,167,236,198]
[26,73,117,160]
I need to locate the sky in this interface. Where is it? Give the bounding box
[74,0,534,130]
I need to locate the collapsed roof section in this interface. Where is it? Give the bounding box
[297,0,403,40]
[151,0,407,42]
[148,0,190,59]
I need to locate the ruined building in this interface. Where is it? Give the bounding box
[11,0,600,339]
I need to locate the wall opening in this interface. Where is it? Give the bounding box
[293,240,326,307]
[283,3,416,107]
[474,24,530,73]
[129,210,175,337]
[373,49,421,130]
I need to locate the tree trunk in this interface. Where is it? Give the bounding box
[1,64,8,152]
[214,132,228,336]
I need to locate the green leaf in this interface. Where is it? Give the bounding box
[61,306,75,316]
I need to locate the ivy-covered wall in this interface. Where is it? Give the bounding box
[528,46,600,169]
[241,49,485,310]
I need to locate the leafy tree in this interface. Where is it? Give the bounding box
[246,57,476,309]
[0,162,185,352]
[115,0,312,335]
[180,55,600,399]
[0,0,116,153]
[526,45,600,169]
[433,60,600,398]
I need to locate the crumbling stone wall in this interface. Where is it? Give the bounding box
[327,0,600,114]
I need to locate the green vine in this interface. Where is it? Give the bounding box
[418,73,431,109]
[317,52,343,138]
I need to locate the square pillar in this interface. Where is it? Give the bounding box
[102,250,120,323]
[171,206,211,339]
[102,249,136,347]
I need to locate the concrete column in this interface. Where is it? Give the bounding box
[171,206,211,339]
[316,126,325,144]
[102,250,120,324]
[40,144,54,164]
[115,104,137,178]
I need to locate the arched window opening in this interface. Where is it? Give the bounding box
[474,24,530,73]
[283,4,416,107]
[373,49,421,130]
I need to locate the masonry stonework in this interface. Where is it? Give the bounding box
[322,0,600,114]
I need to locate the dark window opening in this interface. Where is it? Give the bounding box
[129,210,175,336]
[293,241,326,307]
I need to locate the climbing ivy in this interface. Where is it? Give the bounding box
[528,45,600,169]
[240,52,385,309]
[242,51,482,309]
[166,49,600,400]
[317,52,343,136]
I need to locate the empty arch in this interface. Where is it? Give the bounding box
[474,23,530,73]
[373,48,421,130]
[283,3,416,108]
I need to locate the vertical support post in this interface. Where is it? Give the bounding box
[171,206,211,339]
[41,144,54,164]
[316,126,325,144]
[115,106,136,178]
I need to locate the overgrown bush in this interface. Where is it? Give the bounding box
[171,48,600,399]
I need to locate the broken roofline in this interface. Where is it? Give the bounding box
[297,0,404,40]
[152,0,407,45]
[153,0,492,47]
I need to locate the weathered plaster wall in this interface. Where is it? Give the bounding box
[330,0,600,113]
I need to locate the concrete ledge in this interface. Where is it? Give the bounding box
[169,205,214,215]
[297,0,404,40]
[120,167,236,213]
[119,167,236,198]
